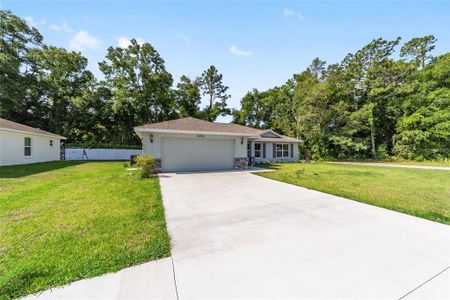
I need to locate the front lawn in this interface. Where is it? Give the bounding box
[0,161,170,299]
[331,159,450,167]
[257,163,450,224]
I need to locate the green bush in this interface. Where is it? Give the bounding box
[376,144,389,160]
[135,154,157,178]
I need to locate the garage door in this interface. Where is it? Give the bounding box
[161,137,235,172]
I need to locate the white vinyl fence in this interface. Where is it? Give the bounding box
[65,148,142,161]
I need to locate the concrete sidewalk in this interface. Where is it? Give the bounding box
[23,258,177,300]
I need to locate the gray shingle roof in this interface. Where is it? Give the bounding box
[135,117,301,142]
[0,118,66,139]
[135,117,263,135]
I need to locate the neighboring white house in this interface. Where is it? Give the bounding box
[0,118,66,166]
[134,117,301,172]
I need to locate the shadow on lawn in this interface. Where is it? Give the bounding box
[257,163,283,170]
[0,161,87,178]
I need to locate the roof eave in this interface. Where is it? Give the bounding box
[0,127,66,139]
[254,138,302,143]
[134,127,302,142]
[134,127,259,137]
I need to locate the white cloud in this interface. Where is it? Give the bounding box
[176,32,192,46]
[229,45,254,57]
[50,22,73,33]
[24,16,39,27]
[117,36,145,48]
[69,30,101,50]
[283,8,304,20]
[24,16,46,28]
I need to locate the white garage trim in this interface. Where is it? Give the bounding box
[161,137,235,172]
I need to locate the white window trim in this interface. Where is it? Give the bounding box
[24,137,32,158]
[275,143,290,158]
[254,142,262,158]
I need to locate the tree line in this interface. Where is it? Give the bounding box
[1,10,449,161]
[1,10,231,145]
[233,37,449,161]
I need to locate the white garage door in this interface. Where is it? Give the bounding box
[161,137,235,172]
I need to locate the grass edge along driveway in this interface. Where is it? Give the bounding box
[0,161,170,299]
[256,163,450,225]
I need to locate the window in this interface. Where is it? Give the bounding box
[254,143,262,158]
[24,137,31,156]
[276,143,289,158]
[50,140,53,146]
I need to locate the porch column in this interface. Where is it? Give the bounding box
[249,140,255,166]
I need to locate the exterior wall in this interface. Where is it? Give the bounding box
[142,133,161,158]
[234,137,247,158]
[254,142,299,163]
[138,131,299,170]
[140,132,249,170]
[141,132,247,159]
[0,130,61,166]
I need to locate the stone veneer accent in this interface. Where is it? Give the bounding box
[154,158,162,172]
[234,157,249,169]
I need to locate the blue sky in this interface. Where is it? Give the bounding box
[2,0,450,121]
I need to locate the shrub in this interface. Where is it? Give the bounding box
[376,144,389,160]
[135,154,157,178]
[130,155,139,166]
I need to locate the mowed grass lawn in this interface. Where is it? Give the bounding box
[0,161,170,299]
[257,163,450,224]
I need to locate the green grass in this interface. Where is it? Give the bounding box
[331,159,450,167]
[257,163,450,224]
[0,161,170,299]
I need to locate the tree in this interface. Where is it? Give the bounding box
[27,46,94,135]
[292,59,333,160]
[66,86,114,143]
[237,36,449,162]
[175,75,201,118]
[99,39,174,143]
[235,89,266,128]
[1,13,448,160]
[0,10,43,118]
[339,37,402,158]
[400,35,437,69]
[393,53,450,160]
[199,65,231,121]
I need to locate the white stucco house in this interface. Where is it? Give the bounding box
[0,118,66,166]
[134,117,301,172]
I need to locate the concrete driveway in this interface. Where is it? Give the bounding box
[160,170,450,299]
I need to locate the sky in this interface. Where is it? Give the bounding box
[2,0,450,122]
